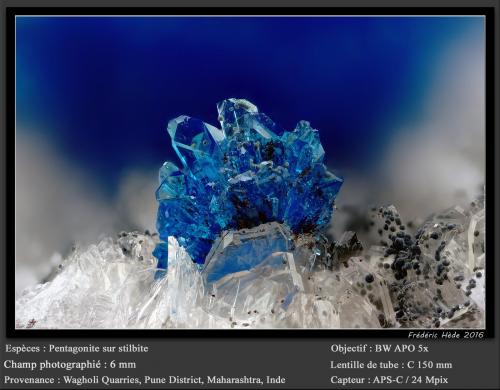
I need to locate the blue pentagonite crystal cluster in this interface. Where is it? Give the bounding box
[153,98,343,271]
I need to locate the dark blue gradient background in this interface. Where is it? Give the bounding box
[16,16,483,193]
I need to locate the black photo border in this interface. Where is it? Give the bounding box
[5,6,496,339]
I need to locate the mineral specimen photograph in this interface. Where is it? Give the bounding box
[14,15,486,330]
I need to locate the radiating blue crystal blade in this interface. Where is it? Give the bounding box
[154,98,343,271]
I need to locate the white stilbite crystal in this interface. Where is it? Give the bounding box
[15,195,485,330]
[15,234,158,329]
[15,225,382,329]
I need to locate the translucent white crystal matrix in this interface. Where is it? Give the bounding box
[15,198,485,329]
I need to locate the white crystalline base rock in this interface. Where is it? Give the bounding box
[15,234,159,329]
[16,229,384,329]
[16,202,485,329]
